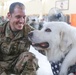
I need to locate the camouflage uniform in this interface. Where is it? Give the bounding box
[0,21,39,75]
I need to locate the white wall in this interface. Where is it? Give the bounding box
[0,0,76,16]
[25,0,42,15]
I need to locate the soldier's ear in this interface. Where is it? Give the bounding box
[7,12,11,19]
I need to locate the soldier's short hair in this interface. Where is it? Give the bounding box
[9,2,25,14]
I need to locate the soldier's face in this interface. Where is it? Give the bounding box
[8,6,26,31]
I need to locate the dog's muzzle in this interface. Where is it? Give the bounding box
[28,32,49,48]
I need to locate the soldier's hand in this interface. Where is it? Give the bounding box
[15,52,38,73]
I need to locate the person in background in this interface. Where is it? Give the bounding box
[26,17,39,30]
[30,19,37,29]
[0,16,7,24]
[0,2,39,75]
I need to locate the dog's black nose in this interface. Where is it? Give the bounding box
[28,32,33,38]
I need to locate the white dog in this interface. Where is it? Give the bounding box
[28,22,76,75]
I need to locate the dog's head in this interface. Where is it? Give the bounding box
[28,22,73,61]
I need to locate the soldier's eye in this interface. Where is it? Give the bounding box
[45,28,51,32]
[16,15,21,19]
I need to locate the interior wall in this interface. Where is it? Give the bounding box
[0,0,76,17]
[25,0,42,15]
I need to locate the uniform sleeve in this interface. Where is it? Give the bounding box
[0,21,13,55]
[23,24,34,36]
[26,24,34,31]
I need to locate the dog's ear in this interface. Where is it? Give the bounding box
[59,31,72,52]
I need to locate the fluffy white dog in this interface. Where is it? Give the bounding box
[28,22,76,75]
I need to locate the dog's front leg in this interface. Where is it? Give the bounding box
[59,48,76,75]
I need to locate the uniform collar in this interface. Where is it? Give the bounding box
[5,22,24,40]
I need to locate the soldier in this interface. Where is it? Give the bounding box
[0,2,39,75]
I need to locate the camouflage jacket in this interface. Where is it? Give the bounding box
[0,21,33,65]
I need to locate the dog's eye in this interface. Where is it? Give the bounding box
[45,28,51,32]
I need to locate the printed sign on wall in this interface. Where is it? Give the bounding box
[55,0,69,10]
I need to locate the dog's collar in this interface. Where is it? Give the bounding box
[50,57,64,75]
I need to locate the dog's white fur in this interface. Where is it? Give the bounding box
[28,22,76,75]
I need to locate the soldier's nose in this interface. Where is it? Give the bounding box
[28,32,33,38]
